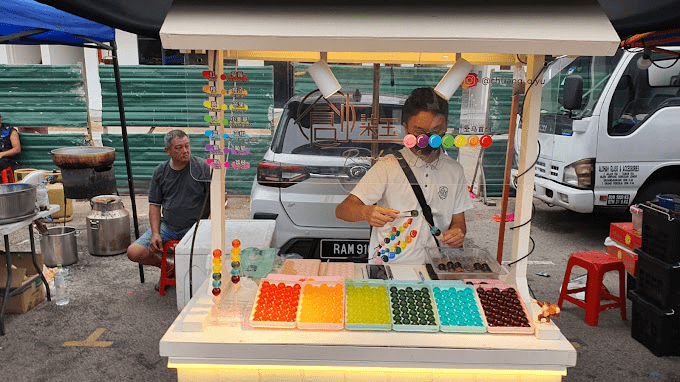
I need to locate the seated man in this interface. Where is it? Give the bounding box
[0,113,21,177]
[335,88,473,264]
[127,130,210,286]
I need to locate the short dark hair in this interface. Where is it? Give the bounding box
[402,87,449,125]
[165,129,188,148]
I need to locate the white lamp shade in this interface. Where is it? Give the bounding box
[307,60,341,98]
[434,58,473,100]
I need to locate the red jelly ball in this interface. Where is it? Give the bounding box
[232,276,240,284]
[410,230,418,238]
[212,249,222,258]
[480,135,493,148]
[212,287,221,296]
[232,239,241,247]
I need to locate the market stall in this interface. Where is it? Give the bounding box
[158,1,620,380]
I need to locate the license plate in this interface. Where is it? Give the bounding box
[320,240,370,259]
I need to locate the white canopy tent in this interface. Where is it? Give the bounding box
[158,1,620,380]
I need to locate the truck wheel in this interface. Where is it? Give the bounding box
[632,179,680,205]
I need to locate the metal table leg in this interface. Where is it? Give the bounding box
[1,235,11,335]
[29,227,50,301]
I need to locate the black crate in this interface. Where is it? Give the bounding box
[635,248,680,309]
[639,203,680,264]
[628,291,680,357]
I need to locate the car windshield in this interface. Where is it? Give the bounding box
[273,98,406,157]
[539,50,624,134]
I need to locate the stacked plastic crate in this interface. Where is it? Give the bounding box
[629,199,680,357]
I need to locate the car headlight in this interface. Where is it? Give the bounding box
[563,158,594,189]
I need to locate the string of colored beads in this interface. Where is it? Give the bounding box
[373,218,418,264]
[230,239,242,284]
[211,248,222,296]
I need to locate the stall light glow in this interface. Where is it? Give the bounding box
[167,363,567,377]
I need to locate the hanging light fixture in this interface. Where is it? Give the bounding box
[434,57,473,100]
[307,59,341,98]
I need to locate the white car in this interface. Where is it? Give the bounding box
[250,92,407,260]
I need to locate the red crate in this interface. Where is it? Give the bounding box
[610,222,641,251]
[606,245,638,277]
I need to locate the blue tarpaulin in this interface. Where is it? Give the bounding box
[0,0,114,46]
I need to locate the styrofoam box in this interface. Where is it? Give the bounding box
[174,219,276,310]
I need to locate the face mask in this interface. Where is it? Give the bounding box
[411,133,442,156]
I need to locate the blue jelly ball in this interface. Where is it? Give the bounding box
[212,279,222,288]
[389,252,396,259]
[429,134,442,148]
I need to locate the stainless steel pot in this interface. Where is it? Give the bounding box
[40,226,79,267]
[0,183,37,224]
[87,195,131,256]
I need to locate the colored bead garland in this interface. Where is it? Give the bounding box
[231,239,242,284]
[374,217,417,263]
[211,248,222,296]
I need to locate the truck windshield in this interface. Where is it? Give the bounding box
[540,50,624,135]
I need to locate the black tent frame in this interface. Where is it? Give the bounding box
[0,31,145,283]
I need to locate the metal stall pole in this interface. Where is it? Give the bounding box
[111,41,143,283]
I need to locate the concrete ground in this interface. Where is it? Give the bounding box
[1,150,679,381]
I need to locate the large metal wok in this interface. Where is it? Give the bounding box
[50,146,116,170]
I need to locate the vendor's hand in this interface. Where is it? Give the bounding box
[363,205,399,228]
[149,233,163,254]
[440,227,465,248]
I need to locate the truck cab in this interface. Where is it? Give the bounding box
[512,48,680,212]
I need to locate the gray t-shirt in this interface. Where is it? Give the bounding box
[148,156,211,231]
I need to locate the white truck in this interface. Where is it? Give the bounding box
[512,48,680,213]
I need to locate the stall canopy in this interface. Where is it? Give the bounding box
[159,0,620,59]
[0,0,145,282]
[37,0,680,42]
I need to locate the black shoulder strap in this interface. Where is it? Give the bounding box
[394,151,440,247]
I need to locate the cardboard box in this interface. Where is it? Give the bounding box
[606,245,638,277]
[0,252,44,289]
[610,222,641,251]
[0,275,46,314]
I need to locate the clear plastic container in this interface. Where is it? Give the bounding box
[630,204,643,233]
[54,264,69,306]
[426,247,504,280]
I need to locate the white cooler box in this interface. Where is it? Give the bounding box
[174,219,276,310]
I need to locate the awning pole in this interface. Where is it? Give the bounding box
[371,64,380,164]
[111,41,143,283]
[509,55,545,302]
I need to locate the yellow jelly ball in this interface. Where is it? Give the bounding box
[231,254,240,262]
[212,265,221,273]
[454,135,468,148]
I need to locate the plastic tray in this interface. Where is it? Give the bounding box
[476,284,534,334]
[426,247,504,280]
[296,280,345,330]
[386,281,440,332]
[239,248,276,279]
[249,280,302,329]
[281,259,321,277]
[426,280,488,333]
[344,279,392,331]
[320,262,355,279]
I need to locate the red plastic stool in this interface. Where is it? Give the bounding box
[158,240,180,297]
[0,167,14,184]
[557,251,627,326]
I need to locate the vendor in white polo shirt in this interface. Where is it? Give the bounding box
[335,88,473,264]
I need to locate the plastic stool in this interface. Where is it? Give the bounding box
[557,251,627,326]
[158,240,180,297]
[0,167,14,184]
